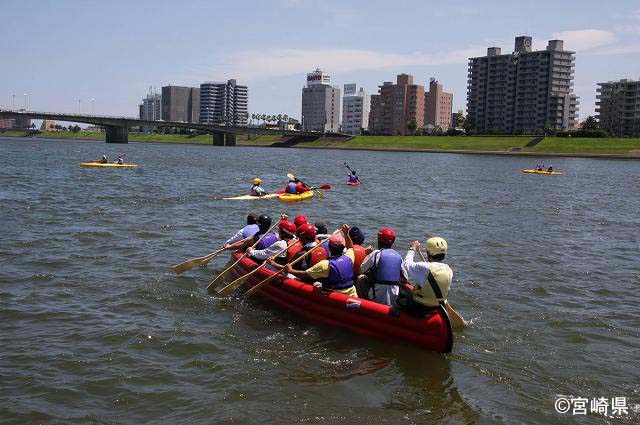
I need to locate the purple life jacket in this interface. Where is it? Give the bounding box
[326,255,354,289]
[242,224,259,238]
[348,174,358,183]
[255,232,277,250]
[285,182,297,194]
[375,248,402,285]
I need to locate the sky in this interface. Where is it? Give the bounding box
[2,0,640,122]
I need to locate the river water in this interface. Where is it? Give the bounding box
[1,137,639,424]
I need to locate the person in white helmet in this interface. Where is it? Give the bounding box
[250,178,269,196]
[401,236,453,316]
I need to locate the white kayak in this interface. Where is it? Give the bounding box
[223,193,281,200]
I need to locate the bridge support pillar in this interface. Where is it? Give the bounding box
[212,133,225,146]
[225,134,236,146]
[105,126,129,143]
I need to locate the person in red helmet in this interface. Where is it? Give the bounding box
[246,216,297,266]
[294,215,308,228]
[288,223,328,277]
[356,227,406,306]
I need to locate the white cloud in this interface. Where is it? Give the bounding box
[217,46,486,81]
[552,29,616,51]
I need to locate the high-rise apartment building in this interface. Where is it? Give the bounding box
[301,69,341,132]
[369,73,424,135]
[161,85,200,123]
[424,78,453,130]
[200,79,249,125]
[341,84,370,135]
[596,79,640,137]
[139,89,161,133]
[467,36,579,134]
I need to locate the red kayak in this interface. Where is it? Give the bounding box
[346,181,361,186]
[224,252,453,353]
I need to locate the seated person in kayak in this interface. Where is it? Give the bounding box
[250,178,269,196]
[357,227,406,306]
[286,223,328,281]
[98,154,108,164]
[294,178,311,193]
[282,225,357,297]
[116,155,124,164]
[547,165,553,172]
[401,237,452,316]
[223,214,279,253]
[284,177,299,194]
[246,219,297,266]
[223,213,259,247]
[536,164,543,171]
[348,171,360,184]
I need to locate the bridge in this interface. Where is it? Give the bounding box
[0,109,329,145]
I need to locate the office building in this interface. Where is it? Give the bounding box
[139,89,161,133]
[301,69,341,132]
[451,110,466,128]
[199,79,249,125]
[425,78,453,130]
[596,79,640,137]
[467,36,579,134]
[161,85,200,123]
[369,73,424,135]
[341,84,370,135]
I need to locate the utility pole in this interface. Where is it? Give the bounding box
[23,93,27,110]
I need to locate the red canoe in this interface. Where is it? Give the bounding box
[224,252,453,353]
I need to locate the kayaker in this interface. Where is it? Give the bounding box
[223,213,259,247]
[284,178,299,194]
[98,154,108,164]
[401,237,453,316]
[282,225,358,296]
[348,171,360,184]
[288,224,328,277]
[547,165,553,172]
[247,219,297,265]
[348,226,368,276]
[536,164,543,171]
[116,155,124,164]
[356,228,406,306]
[250,178,269,197]
[223,214,278,252]
[295,178,311,193]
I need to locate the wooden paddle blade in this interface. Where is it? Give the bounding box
[200,248,225,267]
[447,304,466,331]
[217,274,251,297]
[172,257,204,275]
[206,272,228,293]
[244,273,279,298]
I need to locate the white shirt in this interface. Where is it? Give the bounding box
[247,239,289,261]
[225,227,248,245]
[402,250,452,289]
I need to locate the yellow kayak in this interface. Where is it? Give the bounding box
[279,191,314,202]
[81,162,138,168]
[522,169,563,175]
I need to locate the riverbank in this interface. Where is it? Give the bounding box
[4,131,640,158]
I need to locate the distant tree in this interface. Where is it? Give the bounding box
[71,125,81,133]
[294,122,301,130]
[581,115,598,131]
[407,119,417,135]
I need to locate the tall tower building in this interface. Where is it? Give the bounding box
[341,84,370,135]
[199,79,249,125]
[161,85,200,123]
[301,69,341,132]
[596,79,640,137]
[467,36,579,134]
[424,78,453,130]
[369,73,424,135]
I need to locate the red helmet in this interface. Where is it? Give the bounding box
[279,220,297,236]
[294,215,308,227]
[377,228,396,246]
[296,223,317,241]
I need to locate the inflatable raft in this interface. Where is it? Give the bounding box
[81,162,138,168]
[522,169,563,175]
[223,252,453,353]
[279,191,314,202]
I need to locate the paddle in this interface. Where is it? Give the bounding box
[344,162,354,173]
[217,239,298,297]
[417,250,466,330]
[244,233,334,298]
[172,246,225,275]
[206,218,282,293]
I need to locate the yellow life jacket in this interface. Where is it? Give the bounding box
[412,262,452,307]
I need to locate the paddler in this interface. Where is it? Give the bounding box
[294,178,311,193]
[116,155,124,164]
[284,177,299,194]
[356,228,406,306]
[223,213,259,247]
[250,178,269,197]
[223,214,278,253]
[348,170,360,184]
[293,215,308,228]
[246,218,297,265]
[547,165,553,172]
[280,224,357,296]
[401,237,453,316]
[348,226,368,276]
[98,154,108,164]
[287,224,328,279]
